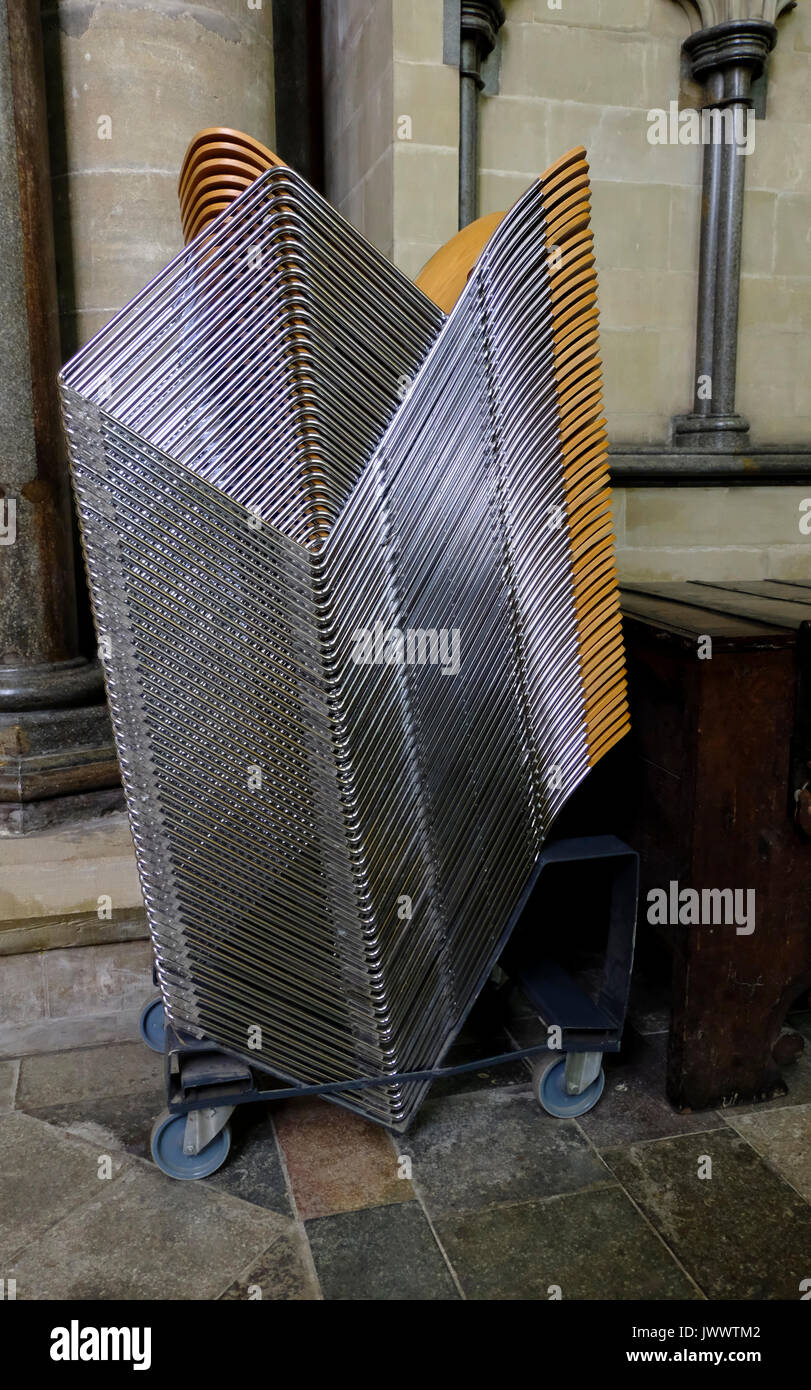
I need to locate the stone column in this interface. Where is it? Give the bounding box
[458,0,504,228]
[671,0,796,451]
[42,0,275,356]
[0,0,117,835]
[1,1,275,833]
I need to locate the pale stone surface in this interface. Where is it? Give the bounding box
[480,168,535,217]
[616,545,771,583]
[0,912,147,959]
[600,267,695,332]
[602,326,693,433]
[649,0,693,37]
[395,238,448,282]
[505,0,653,34]
[0,1008,145,1061]
[738,331,811,441]
[766,545,811,581]
[611,489,627,548]
[605,413,667,443]
[775,192,811,275]
[323,0,394,246]
[667,183,701,274]
[480,96,548,177]
[746,118,811,195]
[624,486,811,550]
[767,41,811,126]
[394,142,457,250]
[44,940,152,1020]
[0,1110,128,1264]
[53,170,182,350]
[393,0,444,63]
[724,1104,811,1201]
[794,5,811,52]
[17,1041,162,1109]
[539,100,699,186]
[740,189,777,276]
[0,1060,19,1112]
[591,179,670,270]
[4,1121,290,1299]
[44,0,275,342]
[0,811,142,924]
[499,24,649,107]
[739,275,811,333]
[361,146,394,254]
[394,58,458,149]
[0,954,47,1028]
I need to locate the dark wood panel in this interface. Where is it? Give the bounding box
[627,581,810,632]
[619,607,811,1110]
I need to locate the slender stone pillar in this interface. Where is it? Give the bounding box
[671,1,796,451]
[0,0,118,834]
[458,0,504,229]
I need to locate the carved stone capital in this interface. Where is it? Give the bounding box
[673,1,796,30]
[460,1,505,60]
[682,18,778,94]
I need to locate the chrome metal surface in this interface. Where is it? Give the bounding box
[60,166,593,1130]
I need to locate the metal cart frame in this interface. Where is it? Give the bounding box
[141,835,638,1179]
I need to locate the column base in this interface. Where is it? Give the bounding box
[671,412,751,452]
[0,659,122,834]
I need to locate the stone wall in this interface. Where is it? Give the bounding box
[480,0,809,449]
[42,0,275,357]
[321,0,810,580]
[322,0,395,256]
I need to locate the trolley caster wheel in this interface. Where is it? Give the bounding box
[533,1056,605,1118]
[139,995,166,1053]
[150,1110,232,1180]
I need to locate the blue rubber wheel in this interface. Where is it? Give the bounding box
[139,996,166,1053]
[150,1110,231,1180]
[534,1056,605,1118]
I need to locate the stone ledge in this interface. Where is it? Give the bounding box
[0,908,147,958]
[610,445,811,485]
[0,1005,148,1061]
[0,809,146,958]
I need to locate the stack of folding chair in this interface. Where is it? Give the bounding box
[59,146,628,1130]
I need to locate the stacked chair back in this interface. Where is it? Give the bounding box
[60,149,628,1130]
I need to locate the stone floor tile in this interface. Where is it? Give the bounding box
[722,1103,811,1202]
[306,1202,458,1300]
[207,1106,292,1216]
[219,1229,320,1300]
[274,1097,411,1219]
[0,1110,128,1264]
[577,1032,722,1149]
[429,1035,530,1100]
[437,1187,701,1300]
[17,1041,162,1109]
[403,1089,613,1217]
[604,1129,811,1300]
[8,1159,289,1300]
[26,1091,158,1161]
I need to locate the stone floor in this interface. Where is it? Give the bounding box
[1,978,810,1301]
